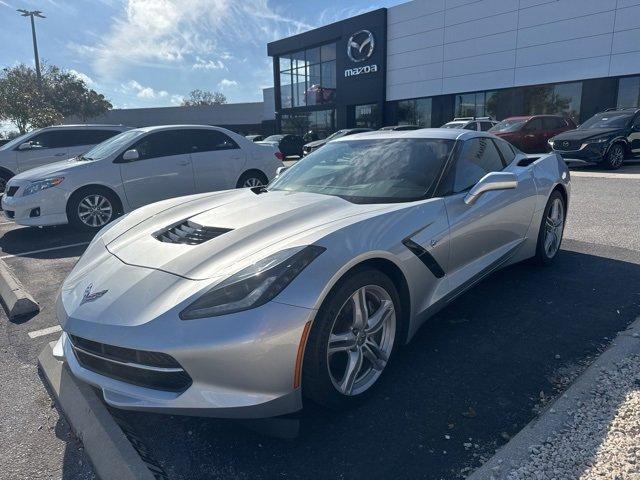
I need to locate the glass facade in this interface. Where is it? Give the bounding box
[354,104,380,129]
[279,43,336,109]
[617,76,640,108]
[455,91,498,118]
[281,109,336,139]
[523,82,582,121]
[397,98,432,126]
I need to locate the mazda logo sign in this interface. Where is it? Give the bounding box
[347,30,375,63]
[562,141,570,148]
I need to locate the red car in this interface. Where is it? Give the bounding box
[489,115,576,153]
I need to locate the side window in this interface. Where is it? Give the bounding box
[189,130,239,152]
[480,122,493,131]
[28,131,65,149]
[130,131,190,160]
[542,117,562,130]
[444,137,505,194]
[525,118,543,131]
[494,138,516,165]
[463,122,477,131]
[73,130,120,146]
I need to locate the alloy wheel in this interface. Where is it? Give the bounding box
[243,177,264,188]
[77,194,113,228]
[544,197,564,258]
[609,145,624,168]
[327,285,396,396]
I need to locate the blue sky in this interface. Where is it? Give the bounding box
[1,0,403,110]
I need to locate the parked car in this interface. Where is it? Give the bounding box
[303,128,373,155]
[441,117,498,131]
[0,139,11,147]
[489,115,576,153]
[549,108,640,170]
[2,125,283,230]
[0,125,129,192]
[258,134,304,158]
[379,125,420,131]
[55,129,569,418]
[245,134,265,142]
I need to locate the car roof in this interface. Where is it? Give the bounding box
[333,127,484,142]
[44,124,129,130]
[133,124,233,133]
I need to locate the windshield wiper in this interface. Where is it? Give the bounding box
[77,155,94,161]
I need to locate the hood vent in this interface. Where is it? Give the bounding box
[154,220,231,245]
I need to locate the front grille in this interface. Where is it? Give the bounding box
[6,186,18,197]
[5,210,14,219]
[69,335,192,392]
[154,220,231,245]
[554,139,581,151]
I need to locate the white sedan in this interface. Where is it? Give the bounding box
[1,125,283,230]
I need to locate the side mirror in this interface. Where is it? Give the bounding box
[122,149,139,161]
[275,166,289,178]
[18,142,32,151]
[464,172,518,205]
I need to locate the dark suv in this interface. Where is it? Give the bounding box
[489,115,576,153]
[550,108,640,169]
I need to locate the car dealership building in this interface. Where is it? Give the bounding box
[267,0,640,138]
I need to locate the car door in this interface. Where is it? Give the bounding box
[520,117,544,153]
[629,113,640,156]
[189,129,246,193]
[16,130,70,172]
[439,137,537,292]
[118,130,196,209]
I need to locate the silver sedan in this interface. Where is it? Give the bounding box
[56,128,570,418]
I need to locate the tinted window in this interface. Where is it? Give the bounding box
[542,117,564,130]
[445,137,504,194]
[579,112,633,129]
[269,139,455,203]
[189,130,239,152]
[130,131,191,160]
[463,122,477,131]
[525,118,543,131]
[73,130,121,146]
[480,122,494,131]
[494,138,516,165]
[29,131,73,149]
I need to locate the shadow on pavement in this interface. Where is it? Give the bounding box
[115,241,640,480]
[0,224,93,258]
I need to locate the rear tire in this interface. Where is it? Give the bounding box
[533,190,566,265]
[67,187,120,231]
[603,143,625,170]
[0,171,12,194]
[236,171,268,188]
[302,269,400,410]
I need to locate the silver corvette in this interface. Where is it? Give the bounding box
[56,129,570,418]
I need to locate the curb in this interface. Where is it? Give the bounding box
[0,258,39,319]
[467,316,640,479]
[38,340,156,480]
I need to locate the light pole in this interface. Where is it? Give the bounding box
[17,9,45,82]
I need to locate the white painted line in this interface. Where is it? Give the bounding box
[0,221,15,226]
[28,325,62,339]
[0,241,90,260]
[571,171,640,179]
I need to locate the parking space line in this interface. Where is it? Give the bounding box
[28,325,62,339]
[0,241,90,259]
[571,171,640,179]
[0,221,15,226]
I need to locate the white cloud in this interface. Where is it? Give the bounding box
[170,94,183,105]
[74,0,312,78]
[0,1,14,8]
[192,57,225,71]
[69,69,95,87]
[217,78,238,90]
[121,80,169,99]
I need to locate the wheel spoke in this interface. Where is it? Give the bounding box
[328,332,357,355]
[363,341,388,371]
[351,288,368,330]
[366,300,393,335]
[339,350,363,395]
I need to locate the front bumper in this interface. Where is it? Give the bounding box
[57,270,316,418]
[1,184,68,226]
[550,141,607,163]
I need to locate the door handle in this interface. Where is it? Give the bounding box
[177,161,190,166]
[54,153,67,156]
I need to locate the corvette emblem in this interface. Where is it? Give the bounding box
[80,283,108,306]
[347,30,375,63]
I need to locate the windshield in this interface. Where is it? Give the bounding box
[0,131,36,151]
[579,112,633,129]
[263,135,284,142]
[325,130,349,140]
[489,119,527,133]
[80,130,143,161]
[269,138,455,204]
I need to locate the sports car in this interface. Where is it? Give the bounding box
[55,129,570,418]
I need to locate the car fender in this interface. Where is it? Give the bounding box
[0,150,18,175]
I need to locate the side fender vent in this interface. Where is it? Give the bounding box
[402,238,446,278]
[154,220,231,245]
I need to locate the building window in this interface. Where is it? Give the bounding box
[523,82,582,121]
[281,109,336,139]
[397,98,432,127]
[618,76,640,108]
[278,43,336,110]
[454,91,497,119]
[354,104,380,129]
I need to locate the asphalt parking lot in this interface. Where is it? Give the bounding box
[1,163,639,480]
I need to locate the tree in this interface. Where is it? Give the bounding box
[0,63,112,134]
[181,89,227,107]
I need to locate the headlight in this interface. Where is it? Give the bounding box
[23,177,64,196]
[180,245,325,320]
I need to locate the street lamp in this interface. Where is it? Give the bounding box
[17,9,46,82]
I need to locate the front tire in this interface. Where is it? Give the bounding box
[67,188,119,231]
[302,269,400,410]
[533,190,566,265]
[0,171,12,193]
[603,143,625,170]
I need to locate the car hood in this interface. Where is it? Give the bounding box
[101,188,384,280]
[12,157,93,181]
[304,139,327,148]
[552,128,621,141]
